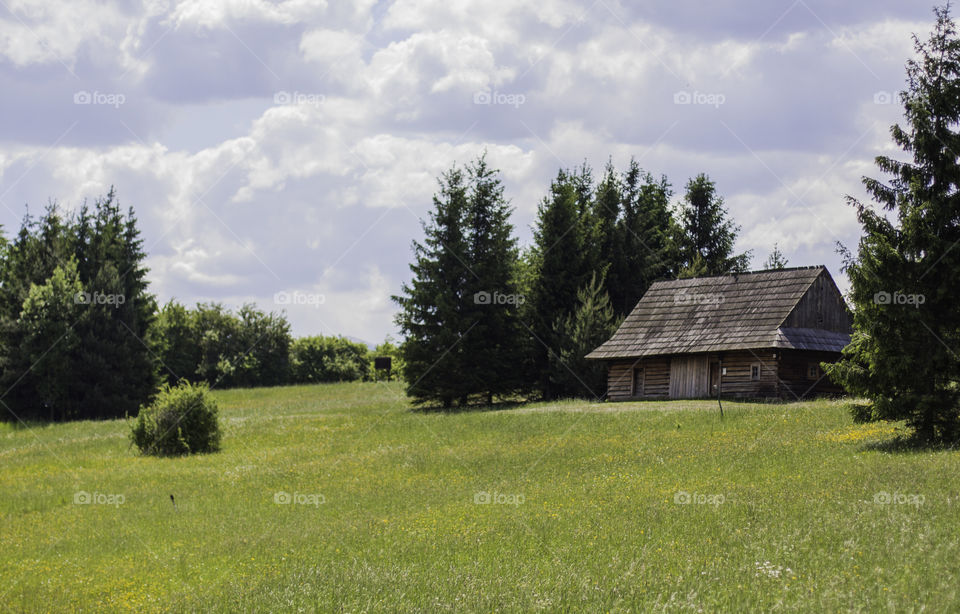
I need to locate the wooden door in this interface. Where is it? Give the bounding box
[669,356,710,398]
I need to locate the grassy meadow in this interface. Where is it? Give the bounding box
[1,381,958,612]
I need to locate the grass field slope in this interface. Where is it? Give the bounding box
[1,382,958,612]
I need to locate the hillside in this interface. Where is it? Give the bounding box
[1,382,957,612]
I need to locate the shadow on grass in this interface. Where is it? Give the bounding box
[410,398,542,414]
[861,434,959,454]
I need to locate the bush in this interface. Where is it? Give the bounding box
[290,335,370,383]
[131,381,221,456]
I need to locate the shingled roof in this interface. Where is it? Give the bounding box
[586,266,851,359]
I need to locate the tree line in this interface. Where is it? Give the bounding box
[0,196,399,422]
[397,4,960,445]
[393,156,754,408]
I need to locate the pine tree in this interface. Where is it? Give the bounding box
[73,191,158,418]
[609,160,677,314]
[460,155,525,403]
[393,165,473,408]
[826,5,960,442]
[676,173,752,276]
[551,273,621,399]
[587,161,621,292]
[764,243,789,270]
[528,169,594,399]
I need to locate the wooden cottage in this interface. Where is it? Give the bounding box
[586,266,852,401]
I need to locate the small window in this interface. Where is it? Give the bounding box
[750,363,761,381]
[807,364,819,379]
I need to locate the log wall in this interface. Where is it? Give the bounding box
[604,348,843,401]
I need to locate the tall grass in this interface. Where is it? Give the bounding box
[0,382,956,611]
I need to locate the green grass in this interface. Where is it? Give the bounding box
[1,382,958,612]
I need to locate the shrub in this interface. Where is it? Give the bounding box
[131,381,221,456]
[290,335,370,383]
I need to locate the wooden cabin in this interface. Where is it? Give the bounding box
[586,266,852,401]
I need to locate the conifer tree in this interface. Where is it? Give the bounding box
[460,155,525,403]
[676,173,751,276]
[528,169,594,399]
[394,165,473,408]
[826,6,960,442]
[764,243,789,270]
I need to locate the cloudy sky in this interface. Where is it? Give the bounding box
[0,0,935,344]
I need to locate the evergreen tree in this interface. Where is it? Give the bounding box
[826,6,960,442]
[550,273,621,399]
[0,206,75,419]
[609,160,677,314]
[460,155,525,403]
[676,173,752,276]
[393,165,473,408]
[587,160,621,290]
[0,191,159,421]
[528,169,594,399]
[73,191,158,418]
[764,243,789,270]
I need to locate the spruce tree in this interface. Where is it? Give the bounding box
[528,169,593,399]
[73,191,158,418]
[610,160,677,314]
[394,165,472,408]
[764,243,789,270]
[551,273,621,399]
[460,155,525,403]
[826,6,960,442]
[676,173,752,276]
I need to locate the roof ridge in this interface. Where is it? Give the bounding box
[657,265,825,283]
